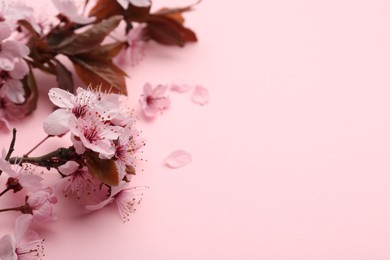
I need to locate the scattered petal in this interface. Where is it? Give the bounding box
[164,150,192,169]
[170,80,193,93]
[191,85,209,105]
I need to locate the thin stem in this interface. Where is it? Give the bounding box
[24,135,52,157]
[0,187,11,197]
[0,206,23,213]
[5,128,17,160]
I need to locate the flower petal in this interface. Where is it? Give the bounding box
[164,150,192,169]
[0,235,16,260]
[14,215,33,243]
[170,81,193,93]
[58,161,79,176]
[43,109,71,136]
[48,88,74,109]
[191,85,209,105]
[86,197,114,211]
[4,79,25,104]
[130,0,151,7]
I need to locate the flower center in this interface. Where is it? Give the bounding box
[72,105,88,118]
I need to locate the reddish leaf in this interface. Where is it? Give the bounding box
[70,56,127,94]
[17,19,39,38]
[89,0,123,21]
[87,42,126,60]
[146,16,197,46]
[55,15,122,55]
[21,66,38,115]
[53,59,74,93]
[86,152,119,186]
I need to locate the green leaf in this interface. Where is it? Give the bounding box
[55,15,122,55]
[53,59,74,93]
[86,152,119,186]
[70,55,127,94]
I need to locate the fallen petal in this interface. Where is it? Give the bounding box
[170,80,193,93]
[164,150,192,169]
[191,85,209,105]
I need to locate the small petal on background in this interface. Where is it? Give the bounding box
[170,80,193,93]
[191,85,209,105]
[164,150,192,169]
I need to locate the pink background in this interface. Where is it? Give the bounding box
[2,0,390,259]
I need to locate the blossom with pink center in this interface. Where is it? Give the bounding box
[56,161,98,199]
[117,0,151,9]
[69,111,120,159]
[25,189,57,223]
[43,87,120,136]
[115,23,146,67]
[43,87,98,136]
[0,214,45,260]
[139,83,170,118]
[0,151,43,193]
[86,181,145,222]
[51,0,95,24]
[114,126,145,180]
[0,60,28,104]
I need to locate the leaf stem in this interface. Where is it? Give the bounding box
[24,135,52,157]
[0,187,10,197]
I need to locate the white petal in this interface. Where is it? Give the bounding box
[0,23,12,41]
[164,150,192,169]
[117,0,129,9]
[43,109,71,135]
[191,85,209,105]
[14,215,33,243]
[58,161,79,175]
[0,235,16,260]
[48,88,74,109]
[2,41,29,58]
[86,197,114,211]
[4,79,25,104]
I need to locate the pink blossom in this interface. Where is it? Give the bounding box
[69,111,120,158]
[25,189,57,223]
[0,153,43,193]
[0,60,29,104]
[117,0,151,9]
[139,83,170,118]
[43,87,120,136]
[0,214,44,260]
[191,85,209,105]
[0,2,41,33]
[114,126,145,180]
[115,24,146,66]
[51,0,95,24]
[56,161,99,199]
[0,23,29,71]
[86,182,145,222]
[164,150,192,168]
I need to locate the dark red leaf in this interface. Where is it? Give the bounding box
[86,152,119,186]
[89,0,123,21]
[55,15,122,55]
[70,55,127,95]
[53,59,74,93]
[21,66,38,115]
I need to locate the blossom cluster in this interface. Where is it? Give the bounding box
[0,0,201,258]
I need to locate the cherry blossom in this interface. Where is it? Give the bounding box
[24,189,57,223]
[0,60,29,104]
[43,87,120,136]
[86,182,145,222]
[115,24,146,66]
[56,161,98,199]
[117,0,151,9]
[114,126,145,180]
[139,83,170,118]
[0,214,44,260]
[164,150,192,168]
[170,80,193,93]
[51,0,95,24]
[0,23,29,71]
[69,111,121,159]
[0,152,43,193]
